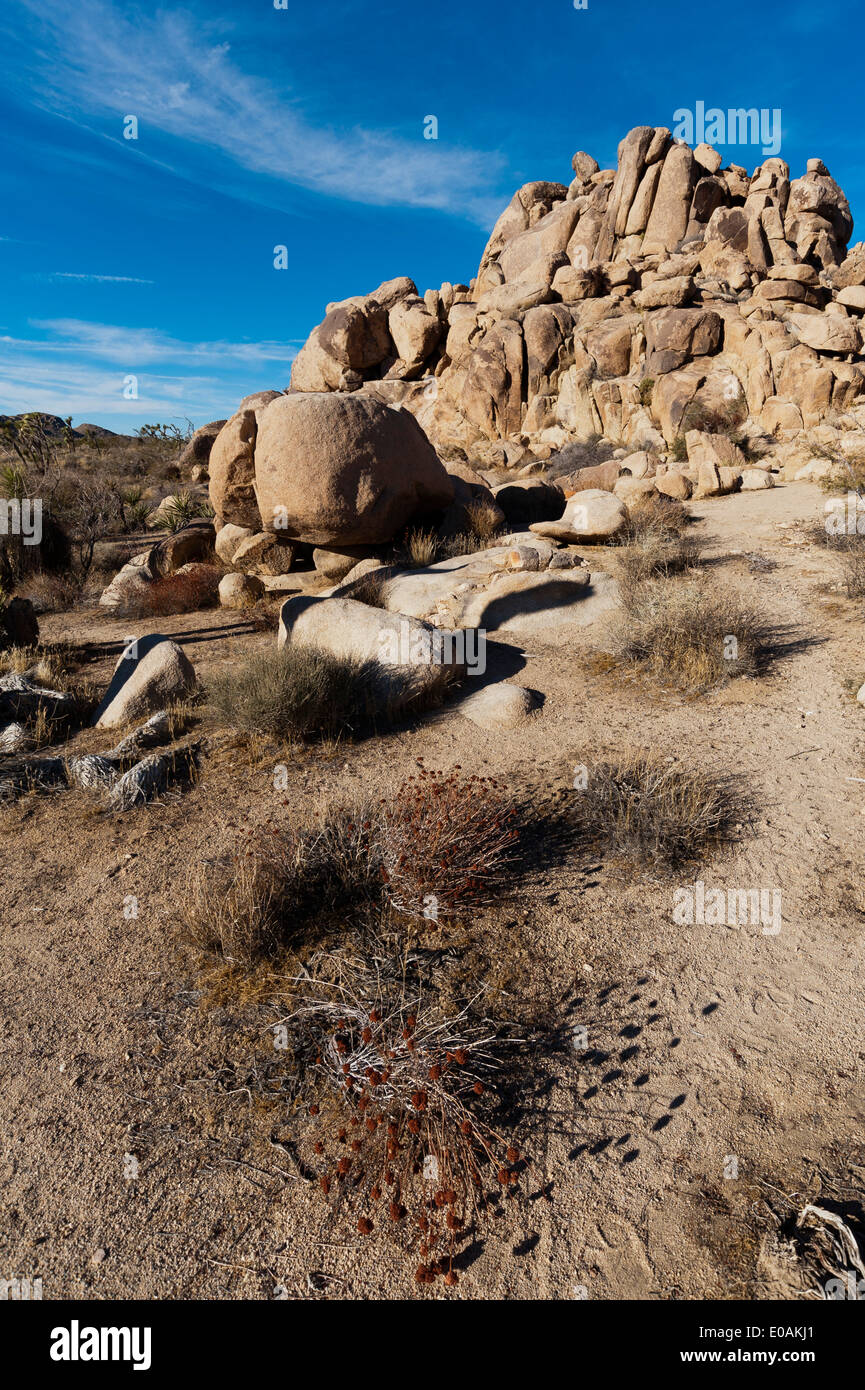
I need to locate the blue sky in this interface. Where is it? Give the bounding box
[0,0,861,433]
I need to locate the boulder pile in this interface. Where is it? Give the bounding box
[101,125,865,611]
[279,126,865,479]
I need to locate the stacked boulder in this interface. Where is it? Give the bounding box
[281,127,865,476]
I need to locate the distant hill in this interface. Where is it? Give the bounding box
[0,413,134,442]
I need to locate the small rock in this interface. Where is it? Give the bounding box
[458,684,538,729]
[740,468,775,490]
[218,572,265,608]
[232,532,296,576]
[502,546,542,572]
[94,635,197,729]
[655,470,693,501]
[214,522,254,565]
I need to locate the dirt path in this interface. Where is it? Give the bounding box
[1,480,863,1300]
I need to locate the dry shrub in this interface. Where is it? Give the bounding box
[185,766,523,963]
[376,767,519,919]
[284,950,529,1286]
[839,543,865,599]
[612,577,774,693]
[123,567,218,617]
[546,436,615,481]
[20,571,83,613]
[579,752,742,866]
[615,495,700,588]
[818,530,865,599]
[817,449,865,495]
[465,498,504,543]
[680,395,747,437]
[207,645,449,743]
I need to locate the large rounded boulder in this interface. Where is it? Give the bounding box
[252,393,454,546]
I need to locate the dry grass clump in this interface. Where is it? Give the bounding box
[438,530,504,561]
[619,494,689,542]
[185,766,522,964]
[0,644,67,685]
[186,850,286,963]
[817,530,865,599]
[207,645,400,743]
[465,499,505,543]
[401,528,440,568]
[612,577,774,692]
[284,951,529,1286]
[393,504,505,570]
[614,496,700,587]
[578,753,742,866]
[187,814,383,965]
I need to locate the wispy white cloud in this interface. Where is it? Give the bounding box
[0,357,228,418]
[0,318,296,420]
[15,319,298,367]
[37,272,155,284]
[9,0,507,225]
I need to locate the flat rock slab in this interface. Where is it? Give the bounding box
[377,542,561,622]
[455,569,595,633]
[530,488,628,543]
[261,572,316,594]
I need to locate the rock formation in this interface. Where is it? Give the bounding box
[274,126,864,480]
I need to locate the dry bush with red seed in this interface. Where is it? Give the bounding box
[376,765,521,920]
[122,565,219,617]
[185,764,524,963]
[281,951,529,1285]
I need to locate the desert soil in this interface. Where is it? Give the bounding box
[2,480,863,1301]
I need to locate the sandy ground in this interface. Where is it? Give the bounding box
[2,479,864,1301]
